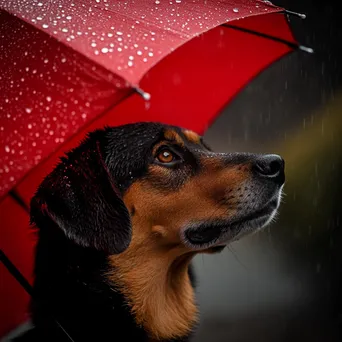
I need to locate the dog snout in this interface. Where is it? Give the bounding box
[252,154,285,185]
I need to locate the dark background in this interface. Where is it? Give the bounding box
[193,1,342,341]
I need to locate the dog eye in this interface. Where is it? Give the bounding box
[157,149,174,163]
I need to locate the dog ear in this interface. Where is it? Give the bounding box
[30,133,132,254]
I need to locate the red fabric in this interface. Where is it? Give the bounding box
[0,198,35,337]
[0,0,297,337]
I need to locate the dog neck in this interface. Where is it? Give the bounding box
[107,238,198,341]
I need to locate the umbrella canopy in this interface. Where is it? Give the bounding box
[0,0,304,199]
[0,0,311,337]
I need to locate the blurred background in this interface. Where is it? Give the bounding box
[2,0,342,341]
[193,0,342,341]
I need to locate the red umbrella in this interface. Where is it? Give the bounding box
[0,0,311,337]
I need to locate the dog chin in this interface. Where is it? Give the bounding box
[183,195,281,251]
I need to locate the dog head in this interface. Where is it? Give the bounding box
[31,122,284,255]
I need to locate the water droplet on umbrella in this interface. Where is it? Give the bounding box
[46,96,52,102]
[25,108,32,113]
[37,2,43,6]
[116,31,123,35]
[233,8,239,13]
[42,24,49,28]
[62,28,68,33]
[66,16,72,20]
[36,16,43,21]
[91,42,97,47]
[101,47,109,53]
[4,146,10,153]
[28,124,32,129]
[155,0,160,4]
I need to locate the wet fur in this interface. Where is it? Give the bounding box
[14,122,284,341]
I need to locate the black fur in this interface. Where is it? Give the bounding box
[17,123,197,342]
[16,122,284,342]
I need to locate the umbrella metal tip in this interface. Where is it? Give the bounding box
[142,92,151,101]
[134,86,151,101]
[299,45,314,53]
[285,9,306,19]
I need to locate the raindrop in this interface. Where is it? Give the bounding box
[62,28,68,33]
[91,42,97,47]
[107,32,113,37]
[128,61,133,67]
[37,2,43,6]
[155,0,160,4]
[46,96,52,102]
[66,16,72,20]
[148,52,154,57]
[28,124,32,129]
[36,16,43,21]
[101,47,109,53]
[44,58,49,63]
[42,24,49,28]
[4,146,10,153]
[129,55,134,60]
[175,0,181,3]
[116,31,123,35]
[137,50,142,55]
[25,108,32,113]
[233,8,239,13]
[61,57,67,63]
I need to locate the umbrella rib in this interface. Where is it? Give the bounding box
[222,23,313,53]
[4,191,76,342]
[0,249,75,341]
[1,89,135,203]
[256,1,307,19]
[0,249,34,297]
[9,190,29,213]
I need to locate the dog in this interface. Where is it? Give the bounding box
[15,122,285,342]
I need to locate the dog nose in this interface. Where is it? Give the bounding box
[253,154,285,183]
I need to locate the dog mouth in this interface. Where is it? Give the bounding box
[183,198,279,249]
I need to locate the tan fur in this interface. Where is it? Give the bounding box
[183,130,201,144]
[107,130,252,340]
[164,129,185,146]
